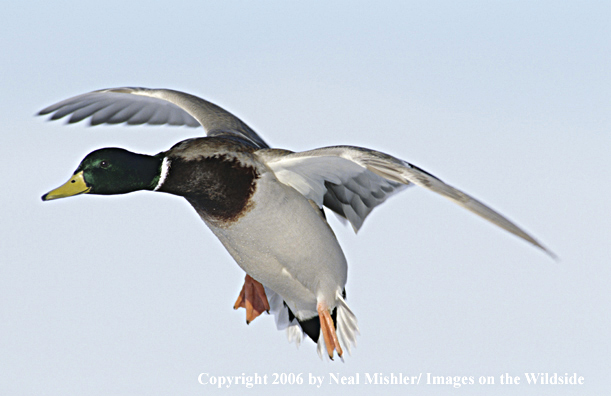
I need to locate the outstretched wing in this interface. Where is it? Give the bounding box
[38,87,269,149]
[259,146,554,257]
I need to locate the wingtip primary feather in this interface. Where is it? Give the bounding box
[394,160,557,260]
[536,243,559,262]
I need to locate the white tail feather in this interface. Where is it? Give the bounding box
[335,292,359,356]
[265,287,303,347]
[264,287,359,358]
[286,319,302,347]
[317,336,327,360]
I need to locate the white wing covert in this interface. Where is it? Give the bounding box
[259,147,409,231]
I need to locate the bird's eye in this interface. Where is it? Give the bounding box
[100,160,109,169]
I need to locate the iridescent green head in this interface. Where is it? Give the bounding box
[42,148,163,201]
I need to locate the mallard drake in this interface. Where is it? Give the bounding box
[40,87,554,360]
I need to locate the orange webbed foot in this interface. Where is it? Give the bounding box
[318,303,343,360]
[233,274,270,324]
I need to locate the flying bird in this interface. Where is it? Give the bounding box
[40,87,554,360]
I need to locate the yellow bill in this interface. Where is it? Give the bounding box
[42,171,91,201]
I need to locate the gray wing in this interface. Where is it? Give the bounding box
[38,87,269,148]
[260,146,555,257]
[258,148,409,231]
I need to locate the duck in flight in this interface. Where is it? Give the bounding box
[40,87,554,360]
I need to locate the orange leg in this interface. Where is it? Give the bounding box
[233,274,270,324]
[318,303,343,360]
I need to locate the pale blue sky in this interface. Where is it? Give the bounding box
[1,1,609,395]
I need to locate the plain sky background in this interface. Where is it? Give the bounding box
[1,1,609,395]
